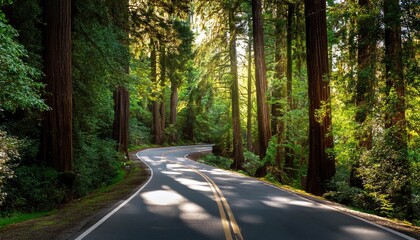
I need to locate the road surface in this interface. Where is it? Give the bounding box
[75,145,414,240]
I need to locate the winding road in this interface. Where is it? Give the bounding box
[75,145,414,240]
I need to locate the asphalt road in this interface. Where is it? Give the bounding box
[75,145,415,240]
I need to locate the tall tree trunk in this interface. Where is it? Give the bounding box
[304,0,335,196]
[350,0,374,187]
[271,3,286,167]
[42,0,73,173]
[169,83,178,125]
[111,0,130,157]
[228,7,244,170]
[247,19,253,152]
[252,0,272,176]
[113,86,129,157]
[160,44,166,132]
[383,0,411,218]
[151,41,163,144]
[285,3,295,176]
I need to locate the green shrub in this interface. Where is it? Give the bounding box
[243,151,261,176]
[1,165,66,214]
[199,154,232,170]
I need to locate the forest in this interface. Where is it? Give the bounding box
[0,0,419,227]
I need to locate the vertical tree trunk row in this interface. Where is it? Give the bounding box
[160,44,166,132]
[285,3,295,175]
[151,41,163,144]
[228,7,244,170]
[252,0,271,158]
[252,0,271,176]
[304,0,335,195]
[247,18,253,152]
[42,0,73,173]
[113,86,129,157]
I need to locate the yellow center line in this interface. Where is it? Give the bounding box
[161,148,243,240]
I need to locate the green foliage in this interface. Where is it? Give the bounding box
[0,131,18,206]
[243,151,261,176]
[0,12,47,112]
[199,154,233,170]
[73,136,121,197]
[1,166,65,214]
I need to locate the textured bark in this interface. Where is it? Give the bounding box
[247,20,253,152]
[160,45,166,132]
[285,3,295,172]
[113,87,129,157]
[169,83,178,125]
[228,7,244,170]
[41,0,73,172]
[304,0,335,196]
[271,3,286,167]
[252,0,272,176]
[111,0,130,157]
[151,41,163,144]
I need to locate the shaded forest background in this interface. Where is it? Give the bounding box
[0,0,419,225]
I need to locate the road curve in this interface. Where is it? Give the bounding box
[75,145,415,240]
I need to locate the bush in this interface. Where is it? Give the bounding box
[73,136,121,197]
[199,154,232,170]
[243,151,261,176]
[1,165,66,214]
[0,131,18,207]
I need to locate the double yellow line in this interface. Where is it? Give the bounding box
[194,169,243,240]
[161,148,243,240]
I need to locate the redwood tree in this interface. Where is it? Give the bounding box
[41,0,73,173]
[228,5,244,170]
[304,0,335,195]
[252,0,271,175]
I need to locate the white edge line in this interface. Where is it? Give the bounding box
[262,182,416,240]
[74,150,154,240]
[183,149,415,240]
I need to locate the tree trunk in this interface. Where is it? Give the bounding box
[304,0,335,196]
[271,3,286,167]
[383,0,411,218]
[247,19,253,152]
[350,0,374,188]
[252,0,272,176]
[160,44,166,132]
[111,0,130,157]
[169,83,178,125]
[41,0,73,173]
[113,86,129,157]
[151,41,163,144]
[228,7,244,170]
[285,3,295,175]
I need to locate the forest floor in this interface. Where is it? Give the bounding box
[0,149,419,240]
[0,150,150,240]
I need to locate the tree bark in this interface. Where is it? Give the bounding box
[228,7,244,170]
[160,44,166,132]
[271,3,286,167]
[41,0,73,173]
[169,83,178,125]
[111,0,130,157]
[252,0,272,176]
[304,0,335,196]
[151,41,163,144]
[285,3,295,175]
[247,18,253,152]
[113,86,129,157]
